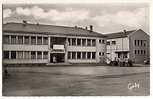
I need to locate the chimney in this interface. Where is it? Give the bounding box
[123,29,126,34]
[89,25,93,32]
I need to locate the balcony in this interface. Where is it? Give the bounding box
[50,44,65,53]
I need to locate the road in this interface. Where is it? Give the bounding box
[3,66,150,96]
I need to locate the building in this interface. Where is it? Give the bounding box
[2,21,107,65]
[105,29,150,64]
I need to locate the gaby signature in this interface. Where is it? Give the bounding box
[128,82,140,90]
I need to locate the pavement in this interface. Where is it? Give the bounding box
[3,66,150,96]
[5,66,150,77]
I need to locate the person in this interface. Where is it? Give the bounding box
[53,56,56,63]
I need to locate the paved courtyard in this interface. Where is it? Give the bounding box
[3,66,150,96]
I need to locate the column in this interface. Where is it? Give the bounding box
[85,39,87,46]
[75,52,77,59]
[85,52,87,59]
[42,36,44,45]
[29,36,31,45]
[42,52,43,59]
[65,38,68,63]
[90,52,92,59]
[23,36,24,44]
[76,38,77,46]
[80,52,82,59]
[36,36,37,45]
[81,39,82,46]
[9,51,11,59]
[48,36,51,63]
[9,35,11,44]
[16,36,18,44]
[36,51,37,60]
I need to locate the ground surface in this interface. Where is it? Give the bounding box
[3,66,150,96]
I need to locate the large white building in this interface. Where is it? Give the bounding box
[3,22,106,65]
[105,29,150,64]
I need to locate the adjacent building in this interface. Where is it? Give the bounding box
[2,22,106,64]
[105,29,150,64]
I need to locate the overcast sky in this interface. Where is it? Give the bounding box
[3,3,149,34]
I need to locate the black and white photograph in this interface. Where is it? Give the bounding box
[2,1,150,96]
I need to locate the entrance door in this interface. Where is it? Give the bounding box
[50,53,65,63]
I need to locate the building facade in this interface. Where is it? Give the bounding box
[3,22,106,64]
[105,29,150,64]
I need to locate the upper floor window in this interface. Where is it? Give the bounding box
[102,40,105,44]
[24,36,29,44]
[77,39,81,46]
[77,52,81,59]
[18,36,23,44]
[11,36,16,44]
[37,37,42,45]
[82,39,86,46]
[11,51,16,59]
[3,35,9,44]
[87,39,91,46]
[31,36,36,45]
[112,41,116,45]
[92,52,96,59]
[72,38,76,46]
[106,41,110,45]
[82,52,86,59]
[43,37,48,45]
[92,39,96,46]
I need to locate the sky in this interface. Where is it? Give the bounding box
[3,3,149,34]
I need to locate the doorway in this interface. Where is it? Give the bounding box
[50,53,65,63]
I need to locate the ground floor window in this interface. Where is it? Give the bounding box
[92,52,96,59]
[17,51,23,59]
[72,52,76,59]
[24,51,30,59]
[43,52,48,59]
[37,51,42,59]
[31,51,36,59]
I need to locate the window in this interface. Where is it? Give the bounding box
[92,39,96,46]
[82,52,86,59]
[37,51,42,59]
[11,51,16,59]
[82,39,86,46]
[31,51,36,59]
[17,51,23,59]
[24,51,30,59]
[3,35,9,44]
[72,38,76,46]
[137,50,139,55]
[141,40,143,46]
[87,39,91,46]
[112,41,116,45]
[68,52,71,59]
[11,36,16,44]
[77,52,81,59]
[99,52,101,56]
[31,36,36,45]
[43,37,48,45]
[137,40,139,46]
[102,52,105,56]
[99,40,101,43]
[37,37,42,45]
[102,40,105,44]
[43,52,48,59]
[68,38,71,46]
[24,36,29,44]
[77,39,81,46]
[3,51,9,59]
[141,50,143,55]
[144,50,146,55]
[106,41,110,45]
[92,52,96,59]
[135,50,137,54]
[18,36,23,44]
[87,52,91,59]
[72,52,76,59]
[135,40,137,46]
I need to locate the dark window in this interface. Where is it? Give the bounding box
[43,37,48,45]
[112,41,116,45]
[37,37,42,45]
[135,50,137,54]
[135,40,137,46]
[31,36,36,45]
[24,51,30,59]
[137,40,139,46]
[31,51,36,59]
[144,50,146,55]
[11,51,16,59]
[141,40,143,46]
[141,50,143,55]
[72,38,76,46]
[18,36,23,44]
[87,39,91,46]
[99,40,101,43]
[37,51,42,59]
[99,52,101,56]
[82,52,86,59]
[77,39,81,46]
[102,40,105,44]
[138,50,139,55]
[92,52,96,59]
[72,52,76,59]
[82,39,86,46]
[68,38,71,46]
[43,52,48,59]
[106,41,110,45]
[3,35,9,44]
[87,52,91,59]
[77,52,81,59]
[92,39,96,46]
[24,36,29,44]
[102,52,105,56]
[3,51,9,59]
[11,36,16,44]
[68,52,71,59]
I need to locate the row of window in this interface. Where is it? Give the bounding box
[134,50,146,55]
[99,39,105,44]
[3,51,48,59]
[106,41,116,45]
[68,38,96,46]
[134,40,146,47]
[68,52,96,59]
[3,35,48,45]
